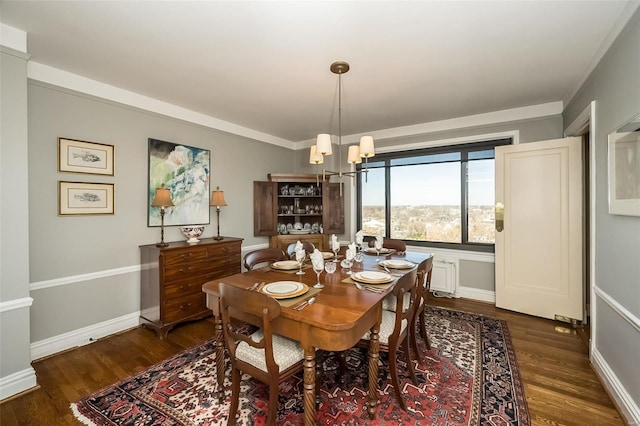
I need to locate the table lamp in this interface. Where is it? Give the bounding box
[151,183,174,247]
[210,186,228,240]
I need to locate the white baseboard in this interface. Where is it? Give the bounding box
[592,346,640,425]
[30,311,140,361]
[0,367,37,401]
[456,286,495,303]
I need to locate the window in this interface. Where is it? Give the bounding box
[357,138,511,251]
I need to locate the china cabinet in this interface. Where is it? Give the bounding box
[253,173,344,251]
[139,237,242,338]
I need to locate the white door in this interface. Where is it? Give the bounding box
[495,137,583,321]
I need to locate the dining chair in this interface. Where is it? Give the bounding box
[286,241,315,258]
[242,247,287,270]
[358,267,419,411]
[219,283,305,426]
[410,257,434,361]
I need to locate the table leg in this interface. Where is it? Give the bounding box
[367,322,380,419]
[303,347,316,426]
[214,314,225,403]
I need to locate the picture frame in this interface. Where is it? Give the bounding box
[608,113,640,217]
[147,138,211,227]
[59,181,115,216]
[58,138,114,176]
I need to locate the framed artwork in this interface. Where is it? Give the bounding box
[59,181,115,215]
[58,138,114,176]
[148,138,210,227]
[608,113,640,217]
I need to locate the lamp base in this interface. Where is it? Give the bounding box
[156,242,169,247]
[213,236,223,241]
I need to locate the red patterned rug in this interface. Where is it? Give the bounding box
[71,306,529,425]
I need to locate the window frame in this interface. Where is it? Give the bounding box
[356,137,512,253]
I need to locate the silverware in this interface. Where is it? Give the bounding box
[256,282,266,292]
[247,282,259,291]
[354,282,385,293]
[294,296,316,311]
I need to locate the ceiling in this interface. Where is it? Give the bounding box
[1,1,638,145]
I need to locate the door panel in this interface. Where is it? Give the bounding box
[495,137,583,321]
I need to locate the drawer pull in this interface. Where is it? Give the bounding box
[181,253,194,259]
[179,267,193,273]
[179,302,193,310]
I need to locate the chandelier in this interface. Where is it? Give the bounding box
[309,61,375,185]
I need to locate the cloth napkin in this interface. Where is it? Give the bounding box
[355,230,364,247]
[346,242,356,261]
[295,240,305,262]
[331,234,340,251]
[310,249,324,271]
[375,235,383,250]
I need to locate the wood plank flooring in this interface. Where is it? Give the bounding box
[0,297,626,425]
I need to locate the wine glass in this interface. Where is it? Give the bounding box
[332,242,340,262]
[342,259,353,275]
[295,250,306,275]
[313,262,324,289]
[374,239,382,261]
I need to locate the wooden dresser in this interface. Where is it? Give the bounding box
[139,237,242,338]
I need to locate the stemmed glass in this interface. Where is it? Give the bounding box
[332,242,340,262]
[374,239,383,261]
[295,250,306,275]
[342,259,353,275]
[313,262,324,289]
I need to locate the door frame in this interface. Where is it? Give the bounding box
[564,100,596,356]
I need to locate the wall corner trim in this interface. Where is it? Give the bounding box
[0,367,37,401]
[0,297,33,313]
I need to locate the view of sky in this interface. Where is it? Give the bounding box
[361,160,495,206]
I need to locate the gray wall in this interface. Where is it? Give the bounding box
[27,81,295,342]
[563,6,640,413]
[0,46,34,394]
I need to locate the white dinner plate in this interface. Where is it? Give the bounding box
[352,271,393,284]
[261,281,309,299]
[289,230,310,235]
[380,259,415,269]
[364,247,394,254]
[271,260,300,270]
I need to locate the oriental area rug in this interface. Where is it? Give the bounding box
[71,306,530,425]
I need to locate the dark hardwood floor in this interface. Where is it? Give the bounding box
[0,297,626,426]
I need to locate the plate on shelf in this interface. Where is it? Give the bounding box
[352,271,393,284]
[289,229,311,235]
[261,281,309,299]
[379,259,415,269]
[271,260,300,270]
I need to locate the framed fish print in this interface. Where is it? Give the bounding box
[58,138,115,176]
[58,181,115,215]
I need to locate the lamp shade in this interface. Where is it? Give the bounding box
[309,145,324,165]
[210,186,228,207]
[359,136,375,158]
[151,184,174,207]
[348,145,362,164]
[316,134,333,156]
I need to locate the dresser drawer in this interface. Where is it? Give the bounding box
[164,278,205,298]
[163,261,217,283]
[207,242,241,259]
[163,247,209,267]
[163,292,207,323]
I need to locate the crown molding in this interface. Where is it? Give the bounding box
[26,62,295,150]
[295,102,562,149]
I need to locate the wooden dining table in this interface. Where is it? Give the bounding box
[202,247,432,426]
